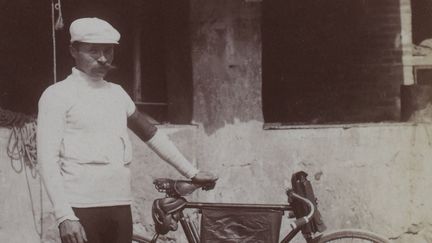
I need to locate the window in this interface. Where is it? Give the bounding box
[131,0,193,124]
[262,0,402,125]
[411,0,432,85]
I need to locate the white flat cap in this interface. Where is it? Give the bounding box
[70,17,120,44]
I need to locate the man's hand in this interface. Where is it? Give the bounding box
[191,171,218,190]
[59,220,87,243]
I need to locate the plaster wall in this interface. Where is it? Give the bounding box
[190,122,432,243]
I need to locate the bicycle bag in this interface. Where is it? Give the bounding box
[200,208,283,243]
[291,171,326,234]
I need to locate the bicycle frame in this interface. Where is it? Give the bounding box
[177,201,308,243]
[147,176,319,243]
[142,175,388,243]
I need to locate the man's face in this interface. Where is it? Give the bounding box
[70,42,115,79]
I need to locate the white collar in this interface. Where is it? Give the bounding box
[71,67,108,88]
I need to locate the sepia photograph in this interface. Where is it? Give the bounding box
[0,0,430,242]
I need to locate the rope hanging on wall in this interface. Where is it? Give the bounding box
[7,121,42,240]
[54,0,64,31]
[7,121,37,175]
[1,107,42,241]
[51,0,64,84]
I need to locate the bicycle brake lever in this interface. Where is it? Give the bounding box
[286,188,298,204]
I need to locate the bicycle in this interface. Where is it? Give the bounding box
[132,171,390,243]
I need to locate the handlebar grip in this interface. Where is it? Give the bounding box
[289,217,309,230]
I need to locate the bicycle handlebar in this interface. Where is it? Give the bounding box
[286,189,315,230]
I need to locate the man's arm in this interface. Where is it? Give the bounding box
[37,88,87,243]
[126,109,157,142]
[127,110,200,178]
[37,88,78,224]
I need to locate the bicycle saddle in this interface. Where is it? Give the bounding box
[154,178,214,197]
[152,197,187,235]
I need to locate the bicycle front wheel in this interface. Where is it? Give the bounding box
[317,229,390,243]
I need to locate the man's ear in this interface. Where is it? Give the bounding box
[69,45,78,58]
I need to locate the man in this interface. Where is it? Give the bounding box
[37,17,217,243]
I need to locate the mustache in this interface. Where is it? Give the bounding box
[97,63,117,70]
